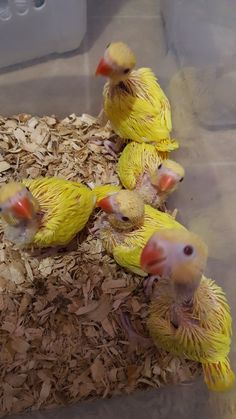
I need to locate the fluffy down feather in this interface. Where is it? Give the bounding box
[96,42,178,152]
[117,142,184,208]
[21,177,96,247]
[97,190,186,276]
[148,276,235,392]
[103,68,178,152]
[0,178,120,248]
[117,142,166,189]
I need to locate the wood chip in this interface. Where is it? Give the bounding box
[38,381,52,406]
[5,373,27,387]
[10,338,30,353]
[0,112,199,417]
[90,358,105,383]
[0,161,10,172]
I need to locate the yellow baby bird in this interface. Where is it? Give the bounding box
[96,189,194,276]
[140,229,235,392]
[95,41,178,153]
[117,142,185,208]
[0,178,119,248]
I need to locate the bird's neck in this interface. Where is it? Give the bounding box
[109,74,131,86]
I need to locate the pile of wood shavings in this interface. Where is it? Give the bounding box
[0,113,201,417]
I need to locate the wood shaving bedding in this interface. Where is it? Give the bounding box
[0,113,200,416]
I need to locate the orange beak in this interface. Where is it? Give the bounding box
[11,196,34,220]
[95,57,113,77]
[157,174,176,192]
[140,238,167,275]
[97,196,114,213]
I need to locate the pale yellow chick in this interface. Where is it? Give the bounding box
[0,178,119,248]
[95,42,178,153]
[117,142,185,208]
[96,189,190,276]
[141,230,234,392]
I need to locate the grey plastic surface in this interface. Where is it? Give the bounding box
[161,0,236,128]
[1,0,236,418]
[9,380,211,419]
[0,0,87,68]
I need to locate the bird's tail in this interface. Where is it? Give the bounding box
[202,358,235,392]
[155,137,179,153]
[92,184,121,204]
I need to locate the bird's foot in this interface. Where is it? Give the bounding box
[143,275,161,300]
[119,311,151,348]
[104,137,125,157]
[89,214,107,236]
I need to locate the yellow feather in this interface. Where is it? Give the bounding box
[108,42,136,69]
[22,177,96,247]
[100,203,186,276]
[0,182,24,202]
[103,68,179,152]
[117,142,171,207]
[202,360,235,392]
[117,142,167,190]
[147,276,235,392]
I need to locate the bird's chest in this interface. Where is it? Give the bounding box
[101,227,124,254]
[136,173,163,208]
[108,81,134,98]
[104,82,135,113]
[101,226,142,255]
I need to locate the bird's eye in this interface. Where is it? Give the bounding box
[183,245,194,256]
[179,177,184,182]
[25,187,30,191]
[121,216,130,222]
[158,163,162,169]
[106,43,111,49]
[123,68,130,74]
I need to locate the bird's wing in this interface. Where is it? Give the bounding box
[113,244,147,277]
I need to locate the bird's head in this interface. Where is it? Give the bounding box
[0,182,37,225]
[97,189,144,230]
[140,229,208,302]
[150,159,185,195]
[95,42,136,79]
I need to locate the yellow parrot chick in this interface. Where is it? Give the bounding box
[0,179,118,248]
[139,229,234,392]
[95,41,179,154]
[0,182,40,246]
[117,142,185,208]
[96,189,187,276]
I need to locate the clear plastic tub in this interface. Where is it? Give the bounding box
[0,1,235,418]
[161,0,236,128]
[0,0,87,68]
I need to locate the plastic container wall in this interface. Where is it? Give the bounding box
[161,0,236,128]
[0,0,87,68]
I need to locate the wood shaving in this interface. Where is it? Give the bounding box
[0,113,201,417]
